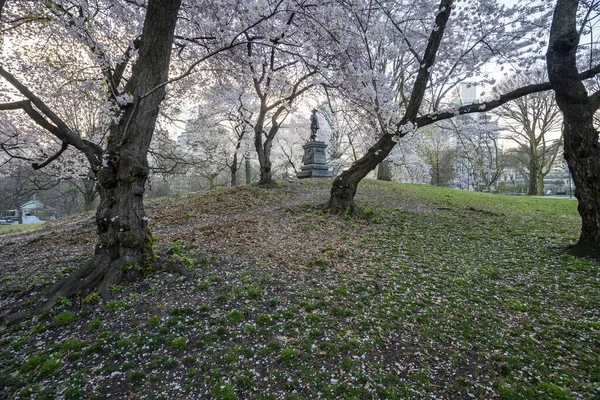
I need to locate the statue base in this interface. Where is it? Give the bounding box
[297,140,333,179]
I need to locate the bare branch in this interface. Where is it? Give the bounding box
[32,142,69,170]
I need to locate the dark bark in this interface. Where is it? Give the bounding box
[527,151,538,196]
[230,154,238,187]
[547,0,600,258]
[2,0,182,323]
[254,112,273,185]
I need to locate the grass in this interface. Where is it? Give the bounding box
[0,222,43,235]
[0,180,598,399]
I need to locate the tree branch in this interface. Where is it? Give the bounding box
[0,68,103,168]
[32,142,69,170]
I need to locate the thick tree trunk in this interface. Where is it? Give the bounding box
[253,114,274,186]
[255,129,275,186]
[327,134,397,213]
[2,0,182,323]
[547,0,600,258]
[527,155,538,195]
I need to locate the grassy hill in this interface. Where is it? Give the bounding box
[0,179,598,399]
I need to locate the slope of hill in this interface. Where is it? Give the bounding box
[0,179,598,399]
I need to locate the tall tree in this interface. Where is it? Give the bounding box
[0,0,182,322]
[416,128,456,187]
[546,0,600,257]
[324,0,550,212]
[493,69,563,195]
[451,116,507,192]
[326,0,457,212]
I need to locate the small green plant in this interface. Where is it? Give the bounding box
[58,296,72,307]
[196,281,210,291]
[246,284,264,299]
[22,354,49,372]
[305,313,323,322]
[170,240,185,255]
[227,310,244,324]
[212,382,236,400]
[242,324,257,334]
[147,316,162,326]
[109,284,121,294]
[170,336,188,349]
[88,318,103,330]
[257,314,273,325]
[53,311,76,325]
[106,300,127,311]
[127,369,145,382]
[279,348,298,363]
[39,359,63,376]
[209,275,224,283]
[82,292,100,304]
[169,240,194,268]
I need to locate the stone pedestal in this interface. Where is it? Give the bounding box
[297,140,334,179]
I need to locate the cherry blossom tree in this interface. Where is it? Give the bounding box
[185,80,255,187]
[0,0,182,322]
[207,0,347,186]
[324,0,553,212]
[416,127,456,187]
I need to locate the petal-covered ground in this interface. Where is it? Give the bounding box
[0,179,598,399]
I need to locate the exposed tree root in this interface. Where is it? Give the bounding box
[1,251,193,325]
[565,240,600,259]
[324,198,355,216]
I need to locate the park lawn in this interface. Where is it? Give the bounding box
[0,223,43,235]
[0,179,598,399]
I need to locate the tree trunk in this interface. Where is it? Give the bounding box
[230,166,237,187]
[547,0,600,258]
[377,160,392,181]
[327,134,397,213]
[245,155,252,185]
[230,153,238,187]
[536,173,545,196]
[2,0,182,323]
[83,176,98,211]
[527,154,537,195]
[253,114,274,186]
[16,205,23,225]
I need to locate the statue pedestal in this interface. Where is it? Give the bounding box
[297,140,334,179]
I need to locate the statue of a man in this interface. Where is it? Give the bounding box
[310,108,319,141]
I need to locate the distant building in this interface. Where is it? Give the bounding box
[458,81,478,105]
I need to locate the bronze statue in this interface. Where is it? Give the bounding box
[310,108,319,141]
